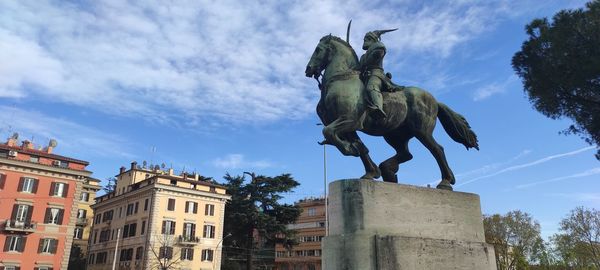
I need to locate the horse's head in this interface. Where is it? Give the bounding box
[305,35,334,78]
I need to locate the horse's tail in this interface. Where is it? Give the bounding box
[437,103,479,150]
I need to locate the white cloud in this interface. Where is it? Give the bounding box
[473,75,518,101]
[457,146,596,187]
[0,1,546,127]
[516,168,600,189]
[0,105,135,159]
[212,154,273,170]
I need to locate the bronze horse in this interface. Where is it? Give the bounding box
[305,34,478,190]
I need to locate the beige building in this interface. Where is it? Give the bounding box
[73,177,101,255]
[87,162,230,270]
[275,198,325,270]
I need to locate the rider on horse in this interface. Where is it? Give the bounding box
[359,28,399,122]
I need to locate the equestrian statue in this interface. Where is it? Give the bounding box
[305,22,479,190]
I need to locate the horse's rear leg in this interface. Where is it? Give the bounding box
[415,132,456,190]
[380,133,413,183]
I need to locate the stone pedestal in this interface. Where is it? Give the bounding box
[322,179,497,270]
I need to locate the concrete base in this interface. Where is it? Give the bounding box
[322,179,496,270]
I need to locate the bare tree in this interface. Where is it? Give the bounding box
[554,206,600,269]
[148,233,182,270]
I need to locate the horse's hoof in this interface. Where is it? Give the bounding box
[436,180,453,191]
[360,171,381,180]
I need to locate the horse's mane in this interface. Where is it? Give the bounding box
[321,35,359,65]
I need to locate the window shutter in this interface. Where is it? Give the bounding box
[203,225,207,238]
[32,179,39,194]
[185,201,189,213]
[62,183,69,197]
[205,204,208,215]
[161,221,166,234]
[49,182,56,196]
[50,239,58,254]
[3,236,11,251]
[82,209,87,218]
[170,222,176,235]
[44,208,51,224]
[210,226,215,238]
[17,177,24,191]
[193,202,198,214]
[159,247,165,258]
[167,247,173,259]
[168,199,175,211]
[130,223,136,237]
[11,204,19,221]
[0,174,6,189]
[38,239,44,253]
[180,249,185,260]
[26,206,33,223]
[18,236,27,252]
[191,224,196,238]
[58,209,65,225]
[190,248,194,260]
[123,225,129,238]
[134,202,138,214]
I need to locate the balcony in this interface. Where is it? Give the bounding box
[3,220,36,233]
[177,235,200,245]
[76,217,88,226]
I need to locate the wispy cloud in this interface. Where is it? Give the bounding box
[0,105,135,159]
[212,154,273,170]
[457,146,596,187]
[516,168,600,189]
[548,192,600,203]
[473,75,518,101]
[0,1,539,127]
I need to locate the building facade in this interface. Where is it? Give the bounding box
[73,177,101,255]
[87,162,230,270]
[0,135,93,270]
[275,198,325,270]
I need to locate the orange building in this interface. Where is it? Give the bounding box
[0,134,93,270]
[275,198,325,270]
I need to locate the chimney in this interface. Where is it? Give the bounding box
[22,140,33,149]
[168,168,174,176]
[44,139,57,154]
[120,166,126,174]
[194,174,199,181]
[6,133,18,147]
[183,172,188,180]
[131,161,138,170]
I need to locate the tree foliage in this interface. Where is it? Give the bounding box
[221,173,301,270]
[103,177,117,193]
[512,0,600,160]
[551,206,600,269]
[484,210,545,270]
[67,244,87,270]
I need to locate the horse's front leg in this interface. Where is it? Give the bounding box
[345,132,380,180]
[322,117,360,157]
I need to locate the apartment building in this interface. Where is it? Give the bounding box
[73,177,101,255]
[275,198,325,270]
[87,162,230,270]
[0,134,93,270]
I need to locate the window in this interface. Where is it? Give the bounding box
[95,214,101,224]
[74,227,83,239]
[77,209,87,218]
[159,246,173,259]
[136,246,144,260]
[201,249,213,261]
[134,202,139,214]
[19,177,36,193]
[39,238,58,254]
[30,155,39,163]
[99,229,111,242]
[14,204,30,222]
[118,207,122,218]
[203,225,215,238]
[96,251,108,264]
[144,199,149,211]
[126,203,134,216]
[59,161,69,168]
[4,235,25,252]
[93,230,98,244]
[185,201,197,213]
[123,223,137,238]
[205,204,215,216]
[50,182,68,197]
[0,173,6,189]
[44,208,64,225]
[89,253,96,265]
[102,210,113,222]
[183,223,196,240]
[181,248,194,260]
[81,192,89,202]
[162,220,176,235]
[141,220,146,235]
[167,198,175,211]
[307,208,316,216]
[119,248,134,261]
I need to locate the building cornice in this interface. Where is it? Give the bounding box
[0,158,92,178]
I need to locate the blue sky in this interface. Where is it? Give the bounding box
[1,0,598,239]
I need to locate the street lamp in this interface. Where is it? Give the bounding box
[214,233,233,269]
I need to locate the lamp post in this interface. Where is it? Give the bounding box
[214,233,232,270]
[317,123,328,236]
